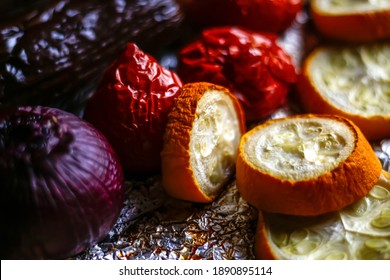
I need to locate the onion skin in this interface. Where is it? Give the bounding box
[0,106,124,259]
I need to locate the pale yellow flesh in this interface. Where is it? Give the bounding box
[264,171,390,260]
[243,117,355,181]
[310,43,390,117]
[314,0,390,14]
[189,90,242,197]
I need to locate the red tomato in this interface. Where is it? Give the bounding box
[177,0,303,33]
[84,43,182,174]
[179,27,297,122]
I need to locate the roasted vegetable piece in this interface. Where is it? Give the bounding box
[0,0,55,19]
[0,0,183,114]
[162,82,246,203]
[177,0,303,34]
[298,43,390,140]
[179,27,297,121]
[236,114,382,216]
[311,0,390,42]
[83,43,182,174]
[0,106,125,259]
[255,171,390,260]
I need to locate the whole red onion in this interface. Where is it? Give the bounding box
[0,106,124,259]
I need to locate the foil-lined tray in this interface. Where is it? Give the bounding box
[74,12,390,260]
[74,99,389,260]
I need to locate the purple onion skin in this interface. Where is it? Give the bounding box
[0,106,125,259]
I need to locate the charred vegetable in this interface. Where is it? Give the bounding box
[0,0,183,114]
[0,0,52,19]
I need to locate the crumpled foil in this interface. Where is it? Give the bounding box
[75,177,258,260]
[74,95,389,260]
[373,140,390,172]
[74,10,390,260]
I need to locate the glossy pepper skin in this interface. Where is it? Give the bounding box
[0,0,183,115]
[83,43,182,174]
[177,0,302,34]
[179,27,297,122]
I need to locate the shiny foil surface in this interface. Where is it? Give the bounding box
[74,11,390,260]
[75,176,258,260]
[74,100,390,260]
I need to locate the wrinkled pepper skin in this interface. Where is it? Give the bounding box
[83,43,183,174]
[179,27,297,122]
[0,0,183,114]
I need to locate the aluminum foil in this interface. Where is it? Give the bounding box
[75,176,258,260]
[74,10,390,260]
[373,140,390,172]
[73,95,389,260]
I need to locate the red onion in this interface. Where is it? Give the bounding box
[0,106,124,259]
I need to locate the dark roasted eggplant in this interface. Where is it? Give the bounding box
[0,0,184,114]
[0,1,54,19]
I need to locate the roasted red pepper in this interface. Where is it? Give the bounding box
[83,43,182,174]
[177,0,302,34]
[179,27,297,121]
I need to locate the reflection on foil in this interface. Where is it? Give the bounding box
[74,10,390,260]
[373,139,390,172]
[74,103,390,261]
[75,12,309,261]
[75,177,257,260]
